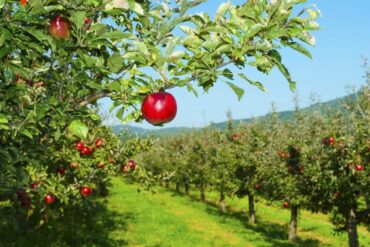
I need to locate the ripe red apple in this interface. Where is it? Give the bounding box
[80,186,92,197]
[44,194,56,204]
[20,0,27,7]
[329,137,335,145]
[84,18,92,30]
[120,165,130,173]
[49,16,71,39]
[95,138,104,148]
[81,147,90,156]
[88,147,95,155]
[75,141,84,151]
[128,160,136,170]
[16,190,26,198]
[56,167,65,176]
[356,164,363,172]
[21,197,31,208]
[298,166,304,174]
[141,92,177,125]
[31,182,41,189]
[97,162,105,169]
[283,201,290,208]
[69,162,79,170]
[255,184,261,190]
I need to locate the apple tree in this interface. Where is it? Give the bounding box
[0,0,320,232]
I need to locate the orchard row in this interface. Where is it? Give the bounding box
[137,86,369,246]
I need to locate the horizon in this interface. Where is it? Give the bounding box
[99,0,370,129]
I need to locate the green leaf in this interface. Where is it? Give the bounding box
[108,54,124,73]
[216,2,230,20]
[70,11,87,30]
[165,37,182,59]
[128,1,144,15]
[238,74,266,92]
[68,120,89,139]
[283,41,312,59]
[21,130,33,139]
[226,82,244,101]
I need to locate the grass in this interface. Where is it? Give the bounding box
[1,177,369,246]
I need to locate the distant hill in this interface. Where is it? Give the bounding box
[111,93,356,136]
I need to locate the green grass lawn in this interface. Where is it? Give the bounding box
[1,177,369,246]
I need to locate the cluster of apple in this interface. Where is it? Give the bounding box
[120,160,137,173]
[75,138,103,156]
[323,136,335,146]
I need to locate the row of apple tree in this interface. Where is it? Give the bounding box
[136,85,369,247]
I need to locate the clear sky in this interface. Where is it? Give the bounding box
[101,0,370,129]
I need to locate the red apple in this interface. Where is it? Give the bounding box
[56,167,65,176]
[356,164,363,172]
[329,137,335,145]
[88,147,95,155]
[95,138,104,148]
[20,0,27,7]
[108,157,115,164]
[69,162,79,170]
[141,92,177,125]
[21,197,31,208]
[16,190,26,198]
[75,141,84,151]
[44,194,56,204]
[49,16,71,39]
[255,184,261,190]
[298,166,304,174]
[84,18,92,30]
[97,162,105,169]
[80,186,92,197]
[128,160,136,170]
[283,201,290,208]
[120,165,130,173]
[31,182,41,189]
[81,147,90,156]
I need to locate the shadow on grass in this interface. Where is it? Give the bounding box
[0,200,128,247]
[167,188,321,247]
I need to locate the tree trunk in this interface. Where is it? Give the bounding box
[348,208,359,247]
[184,181,190,195]
[165,180,170,189]
[288,206,298,242]
[200,183,206,201]
[219,190,226,213]
[248,194,256,224]
[175,182,180,192]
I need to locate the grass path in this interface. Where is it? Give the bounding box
[105,178,370,247]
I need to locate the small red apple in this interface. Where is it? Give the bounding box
[298,166,304,174]
[128,160,136,170]
[56,167,65,176]
[49,16,71,39]
[44,194,56,204]
[30,182,41,189]
[69,162,79,170]
[80,186,92,197]
[356,164,363,172]
[108,157,115,164]
[255,184,261,190]
[141,92,177,125]
[283,201,290,208]
[95,138,104,148]
[21,197,31,208]
[84,18,92,30]
[329,137,335,145]
[75,141,84,151]
[97,162,105,169]
[88,147,95,155]
[20,0,27,7]
[120,165,130,173]
[81,147,90,156]
[16,190,26,198]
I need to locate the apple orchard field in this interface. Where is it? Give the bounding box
[0,0,369,247]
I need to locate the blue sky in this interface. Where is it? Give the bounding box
[102,0,370,129]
